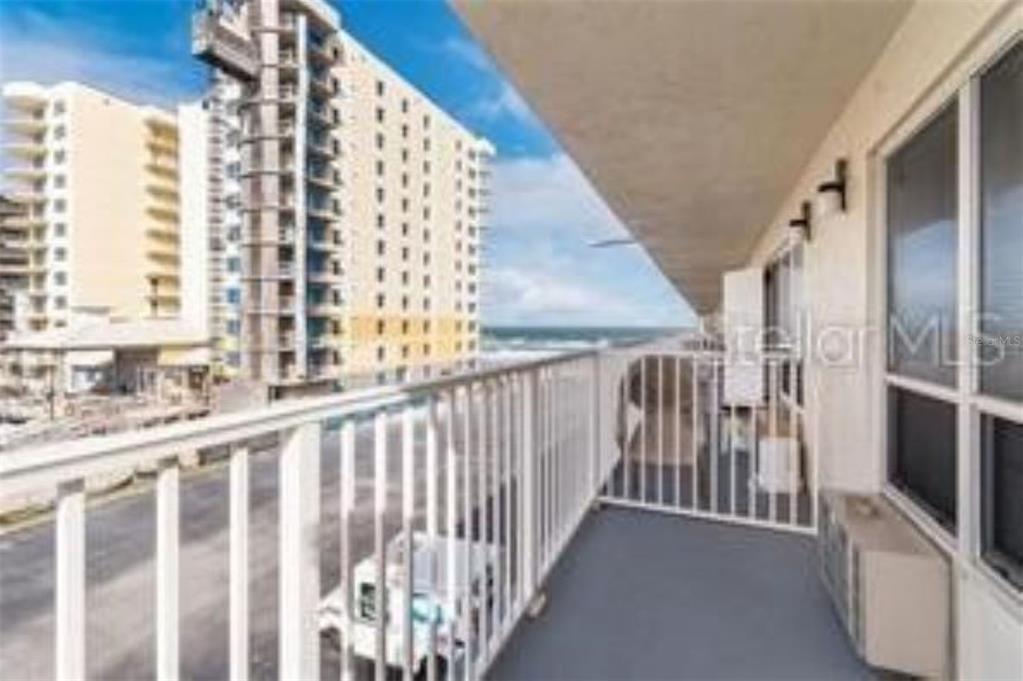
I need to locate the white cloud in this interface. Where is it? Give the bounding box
[470,81,534,123]
[0,8,199,110]
[441,36,493,73]
[482,152,694,327]
[488,152,627,239]
[486,266,631,319]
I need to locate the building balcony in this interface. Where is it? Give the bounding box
[4,165,46,182]
[1,141,45,160]
[0,337,855,681]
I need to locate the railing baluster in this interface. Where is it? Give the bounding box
[658,356,664,505]
[444,390,459,675]
[675,356,682,509]
[788,363,798,527]
[156,457,180,681]
[425,397,439,681]
[279,423,321,681]
[372,412,388,681]
[691,357,699,511]
[710,358,719,514]
[640,356,647,505]
[55,480,85,681]
[729,404,737,516]
[340,420,356,681]
[493,378,505,635]
[462,386,474,681]
[522,372,536,605]
[229,447,250,681]
[402,406,416,681]
[617,366,626,498]
[769,361,779,524]
[749,400,758,521]
[478,381,489,665]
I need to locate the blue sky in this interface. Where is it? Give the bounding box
[0,0,693,328]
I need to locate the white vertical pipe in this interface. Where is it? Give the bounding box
[373,412,388,681]
[340,420,356,681]
[591,354,600,498]
[229,448,250,681]
[280,423,322,681]
[402,406,415,681]
[156,457,180,681]
[55,480,85,681]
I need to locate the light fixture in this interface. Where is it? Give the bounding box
[789,201,812,242]
[816,158,848,215]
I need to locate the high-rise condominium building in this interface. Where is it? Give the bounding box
[0,196,30,340]
[1,82,181,331]
[179,74,245,378]
[193,0,491,390]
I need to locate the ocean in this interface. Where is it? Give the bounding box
[481,326,686,364]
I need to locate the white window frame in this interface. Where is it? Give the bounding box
[871,14,1023,607]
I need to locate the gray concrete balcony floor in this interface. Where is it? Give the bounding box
[488,508,871,680]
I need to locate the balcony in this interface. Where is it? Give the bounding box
[191,8,258,80]
[0,338,851,681]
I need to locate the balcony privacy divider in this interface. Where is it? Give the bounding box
[0,334,816,680]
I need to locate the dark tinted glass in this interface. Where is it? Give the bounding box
[982,415,1023,590]
[886,103,958,386]
[980,41,1023,402]
[888,387,957,532]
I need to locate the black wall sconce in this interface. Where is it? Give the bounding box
[789,200,812,242]
[817,158,848,214]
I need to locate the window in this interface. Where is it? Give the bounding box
[375,80,385,97]
[54,223,66,237]
[979,41,1023,402]
[54,272,66,286]
[377,319,385,335]
[886,102,959,386]
[54,149,66,164]
[375,107,384,123]
[981,415,1023,589]
[54,247,66,262]
[887,387,957,531]
[358,583,377,620]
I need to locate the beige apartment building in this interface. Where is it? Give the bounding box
[193,0,491,391]
[1,82,181,332]
[0,195,29,340]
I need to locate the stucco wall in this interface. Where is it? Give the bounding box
[744,2,1022,677]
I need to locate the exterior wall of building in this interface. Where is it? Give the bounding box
[0,197,30,340]
[741,2,1022,677]
[194,0,491,388]
[177,75,244,378]
[336,34,491,384]
[1,82,181,331]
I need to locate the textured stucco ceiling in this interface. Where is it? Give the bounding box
[454,0,912,312]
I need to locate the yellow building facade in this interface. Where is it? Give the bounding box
[1,82,181,332]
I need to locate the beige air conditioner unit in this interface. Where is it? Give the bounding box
[818,490,951,678]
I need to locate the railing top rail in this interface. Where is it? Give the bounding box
[0,336,652,488]
[0,330,705,493]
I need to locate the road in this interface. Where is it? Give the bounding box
[0,410,493,681]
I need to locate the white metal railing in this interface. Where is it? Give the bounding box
[0,335,814,680]
[596,346,817,533]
